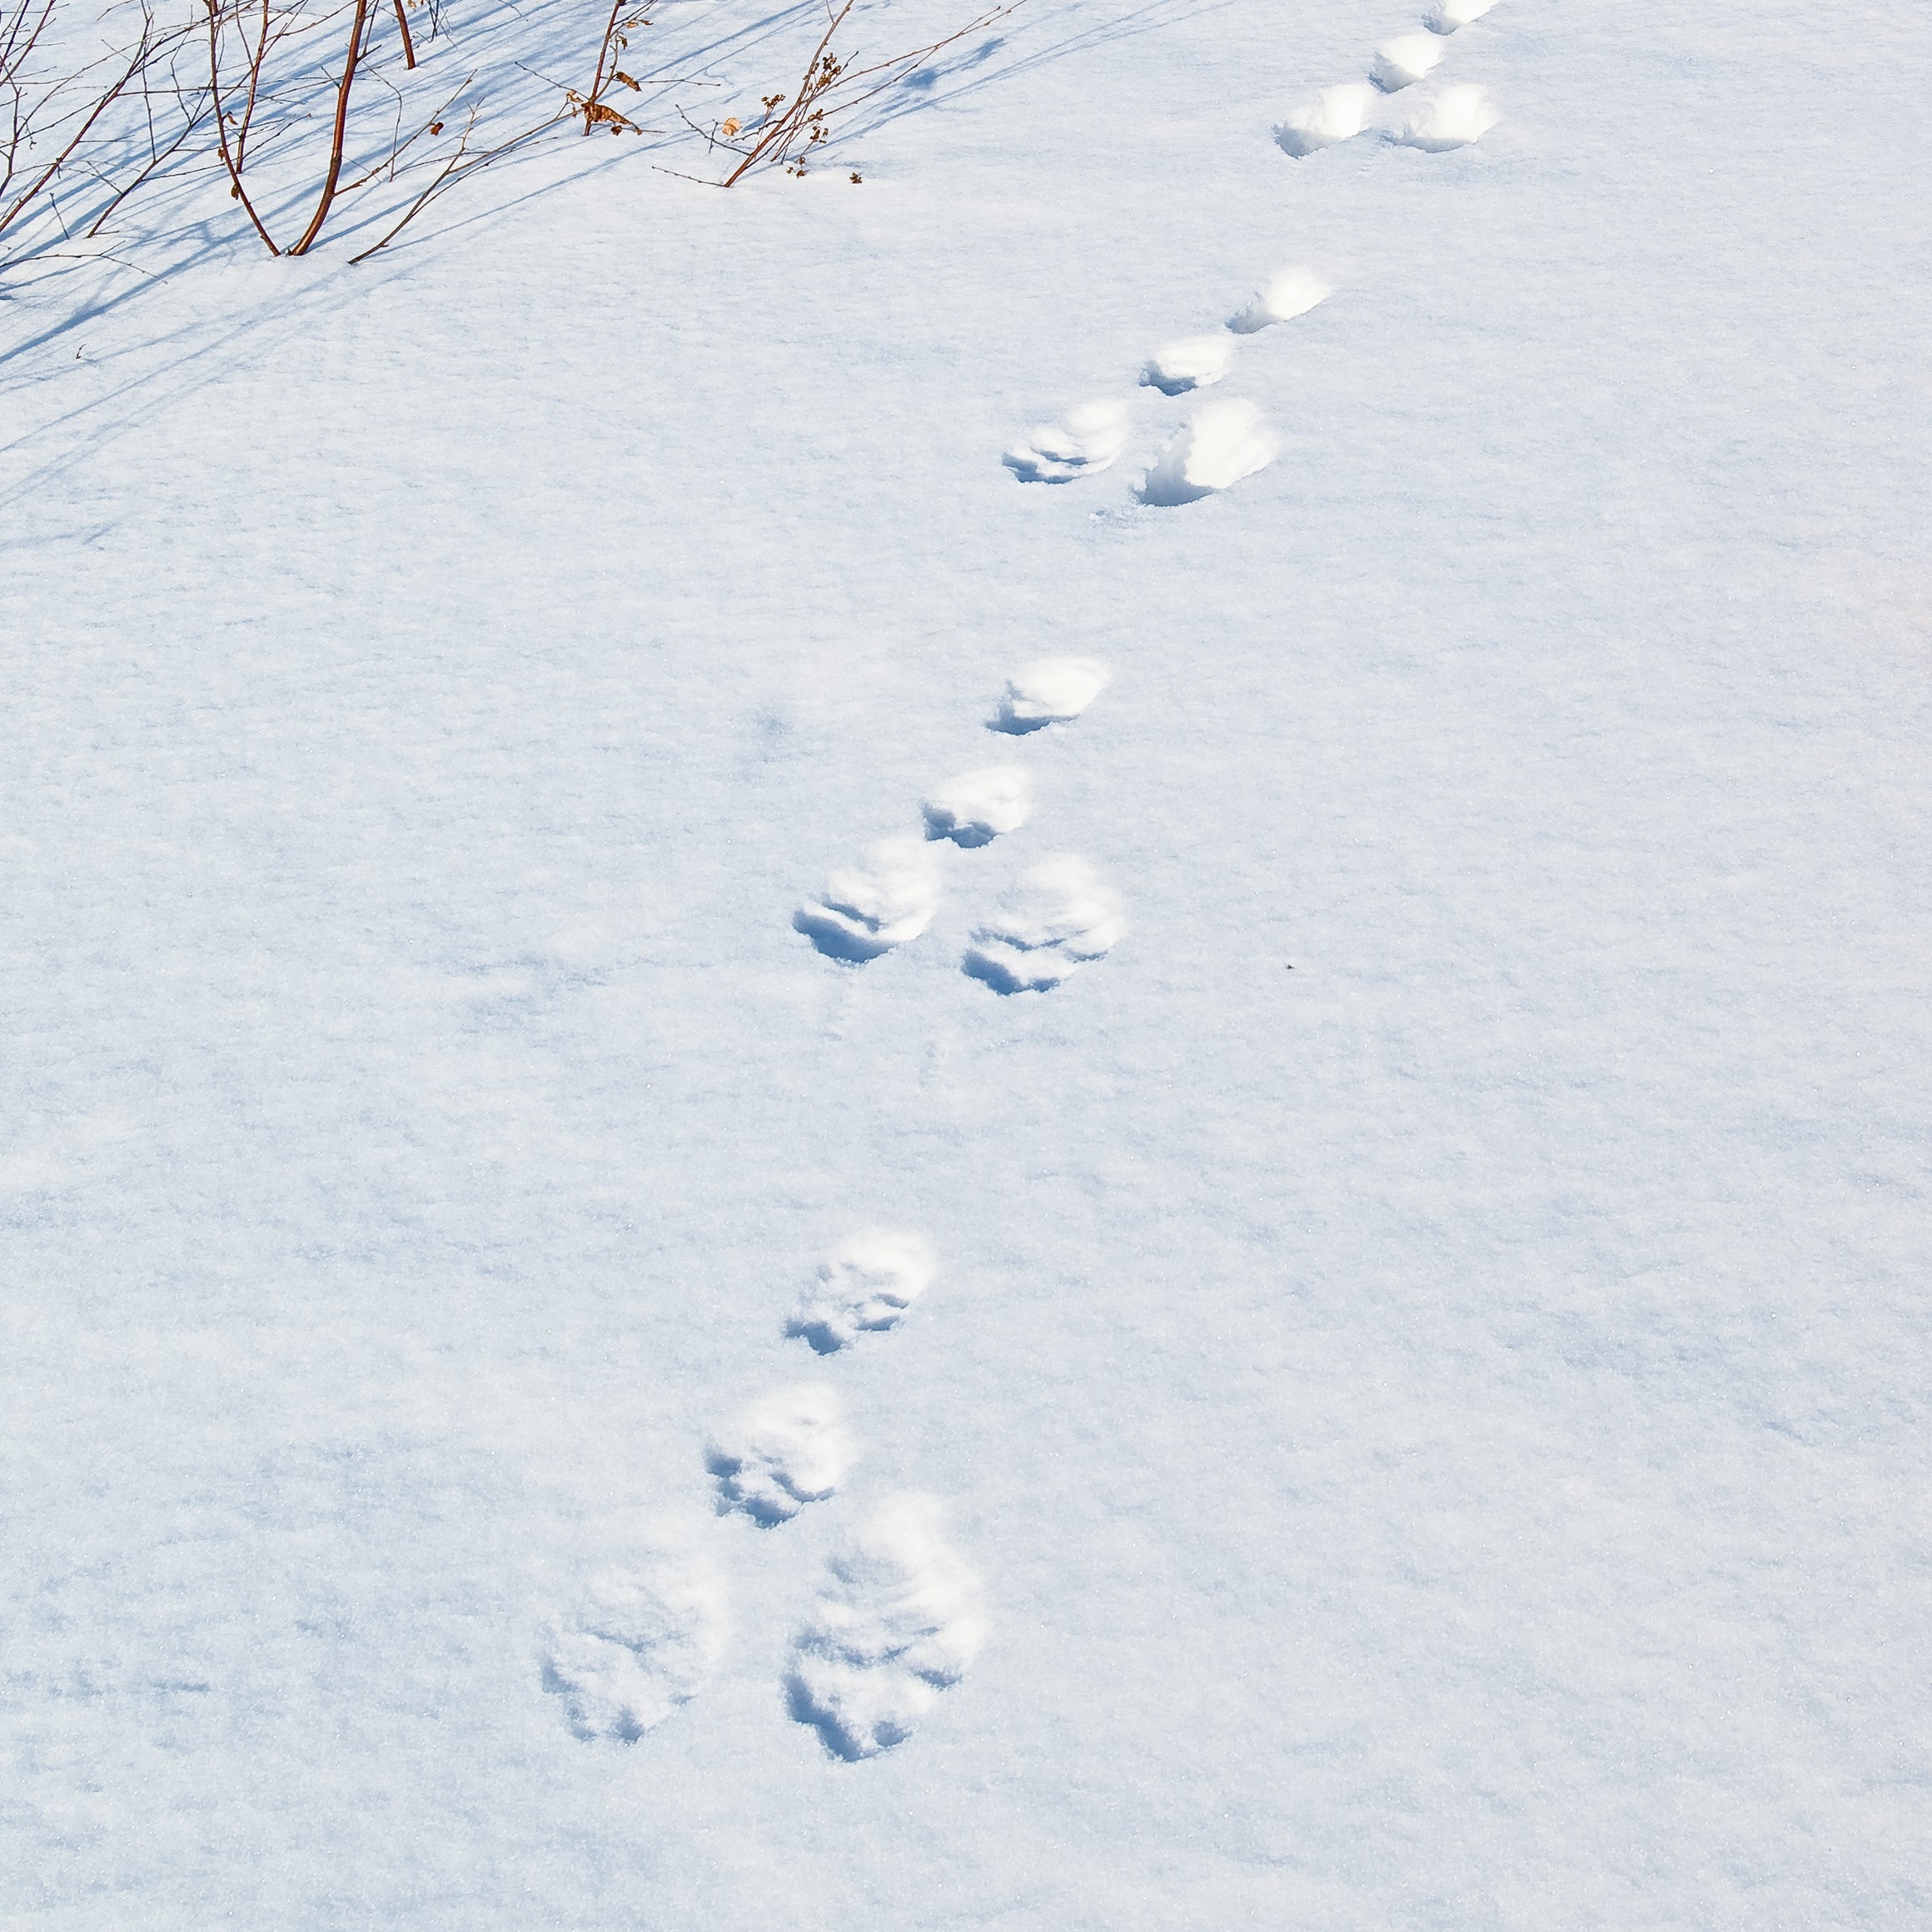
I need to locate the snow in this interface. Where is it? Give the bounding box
[1372,32,1447,91]
[1228,262,1335,333]
[1141,331,1234,395]
[1277,81,1377,157]
[921,763,1033,846]
[788,1227,938,1352]
[1138,396,1281,505]
[3,0,1930,1923]
[993,656,1112,733]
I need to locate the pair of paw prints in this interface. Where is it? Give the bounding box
[794,659,1125,993]
[544,1231,983,1760]
[1005,265,1332,507]
[1279,0,1501,156]
[1008,6,1509,500]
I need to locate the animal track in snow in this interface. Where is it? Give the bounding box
[991,657,1111,734]
[1276,81,1375,157]
[962,854,1126,993]
[923,764,1032,847]
[1139,399,1278,507]
[544,1548,728,1740]
[1371,32,1445,90]
[1228,266,1332,335]
[789,1227,936,1352]
[786,1493,985,1760]
[1428,0,1496,30]
[1142,334,1233,396]
[794,835,942,962]
[707,1385,854,1525]
[1392,84,1499,151]
[1003,401,1129,483]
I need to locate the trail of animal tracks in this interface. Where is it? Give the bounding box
[3,0,1930,1924]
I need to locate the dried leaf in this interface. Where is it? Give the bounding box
[721,116,741,137]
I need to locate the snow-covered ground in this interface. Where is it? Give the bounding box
[4,0,1929,1923]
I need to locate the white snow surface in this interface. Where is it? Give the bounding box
[3,0,1930,1924]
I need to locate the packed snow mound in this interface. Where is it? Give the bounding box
[789,1227,937,1352]
[1428,0,1497,31]
[1138,400,1278,508]
[923,764,1033,847]
[544,1551,728,1740]
[992,656,1111,733]
[787,1493,984,1760]
[706,1385,854,1525]
[963,855,1126,993]
[1229,265,1332,334]
[1003,401,1129,483]
[1371,32,1445,91]
[1141,333,1234,396]
[1276,82,1375,157]
[794,835,942,962]
[1392,85,1500,150]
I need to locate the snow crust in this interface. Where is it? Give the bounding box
[794,835,943,961]
[1229,264,1333,333]
[788,1228,938,1352]
[1139,399,1280,505]
[786,1494,985,1760]
[1392,83,1501,152]
[1372,32,1447,92]
[706,1385,854,1523]
[1142,332,1235,395]
[1427,0,1497,30]
[993,657,1112,732]
[922,764,1033,846]
[1277,82,1375,157]
[1003,401,1129,482]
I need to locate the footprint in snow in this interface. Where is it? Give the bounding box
[787,1492,984,1760]
[1139,399,1277,507]
[1392,85,1499,150]
[990,657,1111,734]
[789,1227,937,1352]
[1276,82,1374,157]
[924,764,1032,847]
[1142,334,1233,396]
[1228,266,1332,335]
[1003,401,1129,483]
[794,835,942,962]
[708,1385,854,1525]
[544,1546,728,1740]
[963,854,1125,993]
[1428,0,1496,31]
[1371,32,1445,91]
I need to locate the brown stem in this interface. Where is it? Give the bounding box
[287,0,370,255]
[580,0,628,132]
[391,0,415,70]
[722,0,849,186]
[203,0,278,253]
